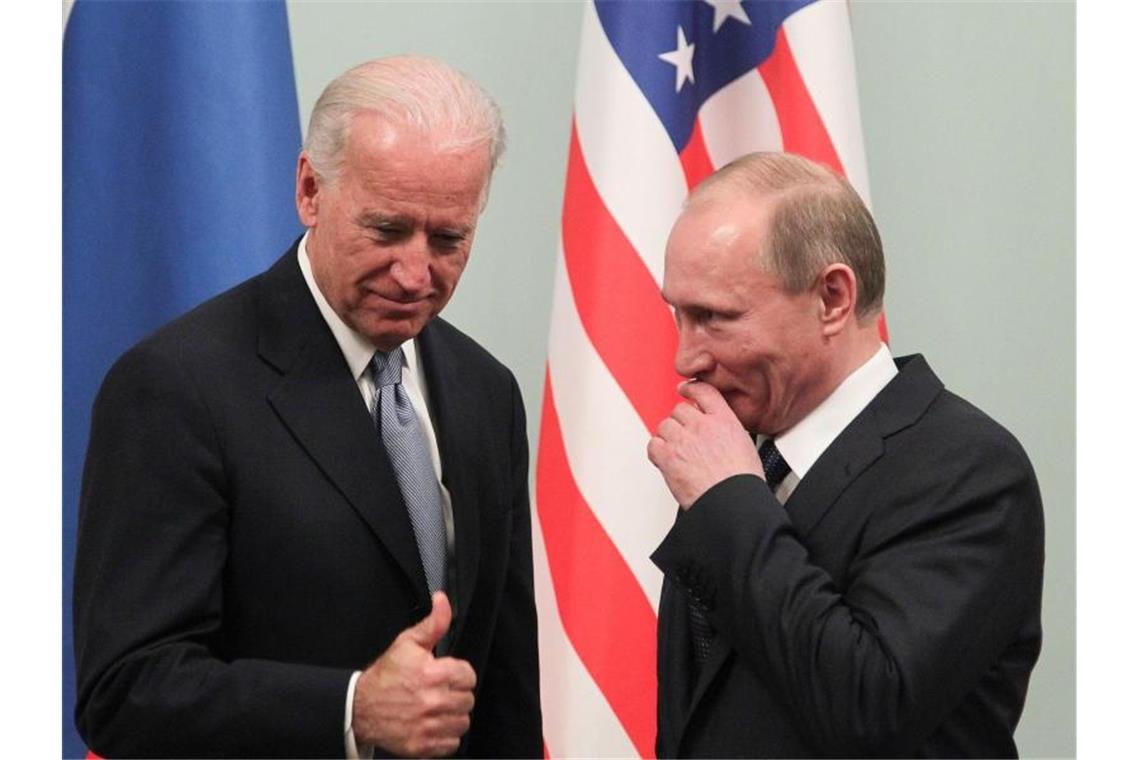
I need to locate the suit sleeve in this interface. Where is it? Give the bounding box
[73,344,353,758]
[651,425,1044,757]
[464,373,543,758]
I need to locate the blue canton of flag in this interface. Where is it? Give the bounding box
[595,0,814,151]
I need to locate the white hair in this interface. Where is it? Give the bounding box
[303,55,506,185]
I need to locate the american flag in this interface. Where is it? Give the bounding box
[533,1,873,756]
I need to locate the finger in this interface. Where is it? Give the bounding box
[448,658,478,691]
[425,735,462,758]
[647,436,668,468]
[453,690,475,714]
[437,688,475,716]
[421,680,475,717]
[436,712,471,737]
[404,591,453,650]
[670,400,701,425]
[675,379,704,408]
[655,416,681,441]
[430,656,477,691]
[678,380,732,415]
[410,731,461,760]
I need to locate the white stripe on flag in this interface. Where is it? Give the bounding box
[699,71,785,169]
[784,1,872,203]
[531,500,640,758]
[547,250,676,612]
[574,0,689,288]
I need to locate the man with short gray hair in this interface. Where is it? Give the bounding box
[648,151,1043,757]
[74,56,541,758]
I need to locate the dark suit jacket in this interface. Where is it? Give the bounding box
[652,355,1044,758]
[73,244,542,758]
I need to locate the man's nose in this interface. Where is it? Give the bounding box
[674,328,712,379]
[389,241,432,295]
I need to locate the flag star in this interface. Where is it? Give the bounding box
[703,0,752,33]
[658,25,696,93]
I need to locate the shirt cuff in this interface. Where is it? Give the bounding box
[344,670,374,759]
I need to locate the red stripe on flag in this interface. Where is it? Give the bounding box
[561,120,683,431]
[536,370,657,758]
[758,27,846,177]
[678,118,717,190]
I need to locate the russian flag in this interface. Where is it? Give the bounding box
[62,1,302,755]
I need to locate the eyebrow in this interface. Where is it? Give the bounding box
[357,212,408,227]
[357,211,473,236]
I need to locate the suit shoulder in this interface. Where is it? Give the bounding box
[427,317,516,383]
[146,275,261,351]
[886,355,1034,471]
[925,388,1034,470]
[97,273,264,398]
[877,383,1043,541]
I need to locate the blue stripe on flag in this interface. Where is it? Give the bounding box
[593,0,813,151]
[62,1,302,755]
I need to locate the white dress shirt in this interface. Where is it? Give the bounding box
[297,232,454,759]
[762,343,898,505]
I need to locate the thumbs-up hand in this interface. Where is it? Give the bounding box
[352,592,478,757]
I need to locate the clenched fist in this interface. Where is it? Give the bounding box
[352,592,477,757]
[647,381,765,509]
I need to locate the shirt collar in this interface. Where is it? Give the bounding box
[297,230,421,381]
[771,343,897,482]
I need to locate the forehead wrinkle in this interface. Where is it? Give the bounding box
[357,210,405,225]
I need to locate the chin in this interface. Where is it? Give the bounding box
[376,318,433,346]
[724,400,755,429]
[371,332,415,351]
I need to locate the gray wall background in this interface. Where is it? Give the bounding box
[286,1,1075,756]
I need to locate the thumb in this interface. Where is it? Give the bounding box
[404,591,452,650]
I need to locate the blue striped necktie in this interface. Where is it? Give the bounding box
[370,349,447,594]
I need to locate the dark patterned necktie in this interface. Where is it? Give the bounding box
[370,349,447,593]
[689,438,791,667]
[758,438,791,491]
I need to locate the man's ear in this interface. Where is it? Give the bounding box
[295,153,321,226]
[817,263,858,338]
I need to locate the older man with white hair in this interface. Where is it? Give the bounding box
[74,57,541,758]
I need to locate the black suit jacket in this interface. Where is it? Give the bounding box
[652,355,1044,758]
[73,244,542,758]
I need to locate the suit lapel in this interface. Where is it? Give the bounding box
[416,320,481,644]
[783,414,884,536]
[256,249,430,604]
[784,354,944,537]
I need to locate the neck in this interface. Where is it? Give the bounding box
[835,323,885,382]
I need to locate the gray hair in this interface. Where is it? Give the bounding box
[303,55,506,186]
[690,152,885,320]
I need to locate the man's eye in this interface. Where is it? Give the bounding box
[432,233,466,250]
[376,226,403,238]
